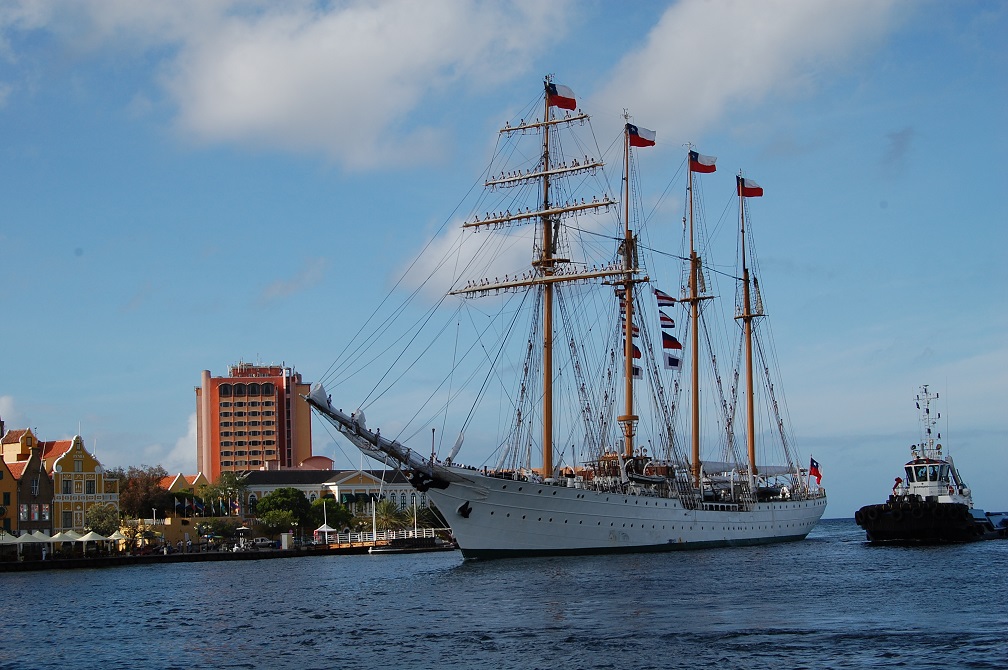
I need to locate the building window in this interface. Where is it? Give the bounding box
[62,479,73,495]
[249,401,260,407]
[74,460,83,472]
[19,504,28,521]
[220,401,231,408]
[235,411,246,417]
[219,384,232,397]
[2,492,9,506]
[85,480,96,495]
[31,504,40,521]
[262,383,275,395]
[234,383,246,397]
[221,431,232,437]
[31,478,39,496]
[62,510,73,529]
[221,441,233,447]
[221,451,233,456]
[42,504,50,521]
[221,461,233,467]
[265,450,276,456]
[75,481,83,495]
[220,412,232,418]
[235,401,246,408]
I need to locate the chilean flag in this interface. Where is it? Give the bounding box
[547,83,577,110]
[737,176,764,198]
[662,331,683,349]
[659,310,675,329]
[809,457,822,485]
[654,288,676,307]
[689,150,717,173]
[626,123,656,148]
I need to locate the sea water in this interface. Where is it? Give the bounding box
[2,519,1005,669]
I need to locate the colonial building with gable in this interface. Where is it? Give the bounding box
[45,435,119,534]
[1,427,55,535]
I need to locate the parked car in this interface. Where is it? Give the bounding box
[252,537,276,549]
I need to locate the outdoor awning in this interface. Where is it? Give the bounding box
[0,533,19,545]
[354,493,370,504]
[78,531,108,542]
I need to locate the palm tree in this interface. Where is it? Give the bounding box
[372,498,406,532]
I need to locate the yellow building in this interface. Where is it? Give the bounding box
[45,435,119,534]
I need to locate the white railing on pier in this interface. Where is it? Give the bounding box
[328,527,444,546]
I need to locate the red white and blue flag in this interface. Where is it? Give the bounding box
[689,150,717,173]
[662,331,683,350]
[547,83,577,110]
[659,310,675,329]
[626,123,656,148]
[809,457,822,485]
[737,176,764,198]
[654,288,676,306]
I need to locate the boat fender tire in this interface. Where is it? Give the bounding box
[912,506,924,519]
[855,510,864,525]
[901,501,912,512]
[891,508,903,522]
[934,505,944,519]
[962,507,972,520]
[866,507,879,521]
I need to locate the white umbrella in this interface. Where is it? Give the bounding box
[0,532,19,545]
[31,530,53,542]
[78,530,108,542]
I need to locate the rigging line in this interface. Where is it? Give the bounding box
[438,320,461,456]
[359,292,458,407]
[319,134,504,387]
[458,286,534,435]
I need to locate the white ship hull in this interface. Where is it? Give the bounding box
[307,399,827,559]
[425,468,827,558]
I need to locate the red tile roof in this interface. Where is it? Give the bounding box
[6,460,28,479]
[41,440,73,461]
[1,428,28,444]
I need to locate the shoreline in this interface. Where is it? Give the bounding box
[0,543,458,572]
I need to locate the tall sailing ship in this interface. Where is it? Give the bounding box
[308,78,827,558]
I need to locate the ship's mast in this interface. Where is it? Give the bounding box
[620,122,637,459]
[738,178,758,477]
[541,80,555,479]
[687,153,702,487]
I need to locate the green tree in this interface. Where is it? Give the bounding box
[109,465,172,518]
[255,488,313,529]
[83,504,120,537]
[372,498,406,532]
[311,497,353,532]
[258,509,297,537]
[207,517,241,540]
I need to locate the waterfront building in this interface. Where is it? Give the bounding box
[195,362,313,481]
[242,469,423,518]
[160,472,211,494]
[43,435,119,534]
[1,428,55,535]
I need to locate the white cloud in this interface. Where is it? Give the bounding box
[259,256,329,303]
[594,0,904,141]
[1,1,571,167]
[0,395,20,428]
[159,412,198,475]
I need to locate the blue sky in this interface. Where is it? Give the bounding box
[1,1,1005,518]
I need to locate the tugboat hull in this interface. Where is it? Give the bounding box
[855,496,1004,544]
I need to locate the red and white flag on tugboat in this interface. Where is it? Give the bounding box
[546,83,577,110]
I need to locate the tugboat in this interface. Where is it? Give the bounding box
[855,385,1008,544]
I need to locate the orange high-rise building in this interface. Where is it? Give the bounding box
[195,363,313,482]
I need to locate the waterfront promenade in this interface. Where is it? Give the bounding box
[0,527,455,572]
